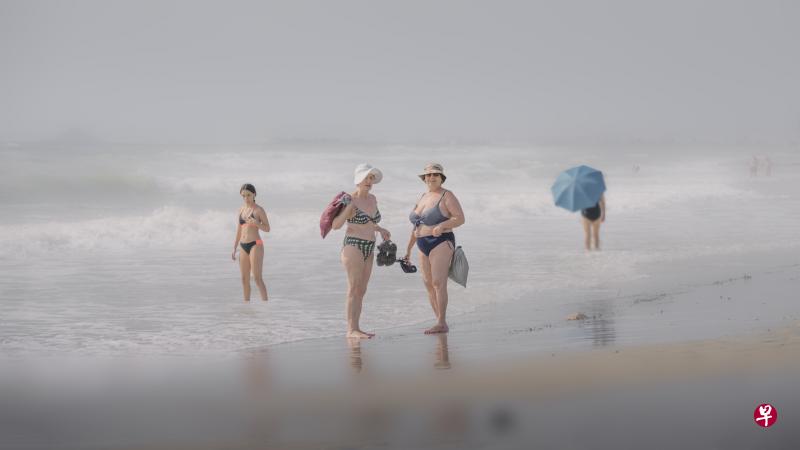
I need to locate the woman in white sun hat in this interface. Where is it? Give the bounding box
[404,163,465,334]
[332,164,391,339]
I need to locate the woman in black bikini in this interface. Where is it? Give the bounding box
[332,164,391,339]
[232,183,270,301]
[404,163,465,334]
[581,194,605,251]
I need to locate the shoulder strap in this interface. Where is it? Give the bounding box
[436,190,448,205]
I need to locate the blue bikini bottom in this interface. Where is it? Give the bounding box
[416,232,455,257]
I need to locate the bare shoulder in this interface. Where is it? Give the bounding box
[444,190,460,203]
[443,190,463,213]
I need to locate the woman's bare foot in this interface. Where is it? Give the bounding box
[424,323,449,334]
[347,329,375,339]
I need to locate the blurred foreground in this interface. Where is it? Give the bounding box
[2,323,799,450]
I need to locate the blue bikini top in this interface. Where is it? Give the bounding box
[409,191,449,227]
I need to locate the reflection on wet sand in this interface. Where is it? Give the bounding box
[241,350,280,443]
[347,334,452,373]
[434,334,451,370]
[243,349,272,397]
[348,337,364,373]
[587,300,616,347]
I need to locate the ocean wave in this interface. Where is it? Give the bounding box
[0,181,761,259]
[0,207,232,256]
[0,206,335,258]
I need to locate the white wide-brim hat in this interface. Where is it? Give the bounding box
[354,163,383,185]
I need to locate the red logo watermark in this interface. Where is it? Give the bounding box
[754,404,777,428]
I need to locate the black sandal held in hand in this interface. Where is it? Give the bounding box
[376,240,398,266]
[398,258,417,273]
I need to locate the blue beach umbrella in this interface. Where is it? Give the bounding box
[551,165,606,212]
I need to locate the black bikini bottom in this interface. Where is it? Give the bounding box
[240,240,263,254]
[582,205,601,221]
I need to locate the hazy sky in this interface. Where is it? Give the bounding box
[1,0,799,144]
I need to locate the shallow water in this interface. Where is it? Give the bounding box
[1,143,798,356]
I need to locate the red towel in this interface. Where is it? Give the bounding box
[320,191,349,238]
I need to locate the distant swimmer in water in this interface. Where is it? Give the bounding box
[581,194,605,251]
[232,183,270,302]
[332,164,391,339]
[404,163,465,334]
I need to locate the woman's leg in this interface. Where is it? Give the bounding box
[239,248,252,301]
[582,217,592,251]
[250,244,269,301]
[419,250,439,317]
[341,245,373,339]
[425,241,454,334]
[591,221,602,250]
[355,251,375,336]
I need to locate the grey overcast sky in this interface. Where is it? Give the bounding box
[1,0,799,144]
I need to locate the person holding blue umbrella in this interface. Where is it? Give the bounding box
[551,165,606,251]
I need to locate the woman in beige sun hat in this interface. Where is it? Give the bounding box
[404,163,465,334]
[331,164,392,339]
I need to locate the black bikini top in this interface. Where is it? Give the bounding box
[239,210,255,225]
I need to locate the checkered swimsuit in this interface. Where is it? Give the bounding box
[346,207,381,225]
[344,207,380,260]
[343,236,376,260]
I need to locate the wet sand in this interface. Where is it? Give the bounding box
[5,327,797,450]
[251,326,800,450]
[3,259,799,449]
[247,261,800,449]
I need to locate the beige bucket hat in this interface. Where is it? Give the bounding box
[418,163,446,182]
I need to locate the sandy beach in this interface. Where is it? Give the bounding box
[2,143,798,449]
[4,326,797,449]
[2,144,799,450]
[248,327,800,450]
[3,249,798,449]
